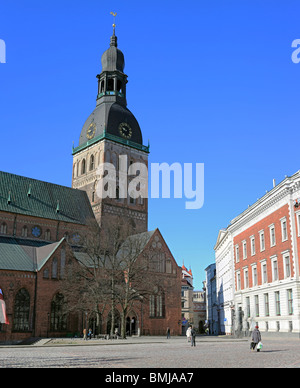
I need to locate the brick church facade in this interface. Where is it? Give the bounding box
[0,27,181,343]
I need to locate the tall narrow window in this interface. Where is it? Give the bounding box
[255,295,259,317]
[45,229,51,241]
[264,293,269,316]
[252,266,258,287]
[107,78,114,92]
[270,225,276,247]
[236,271,241,291]
[235,245,239,263]
[244,268,249,289]
[89,155,95,171]
[50,293,67,331]
[246,297,250,318]
[149,290,165,318]
[275,291,281,316]
[0,223,7,234]
[60,248,66,279]
[259,230,265,251]
[242,241,247,260]
[261,262,268,284]
[287,289,293,315]
[272,257,278,281]
[149,295,155,317]
[250,236,255,256]
[52,257,58,279]
[281,219,288,241]
[13,289,30,332]
[81,159,86,175]
[284,254,291,278]
[21,226,28,238]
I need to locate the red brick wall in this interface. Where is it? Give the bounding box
[0,210,88,243]
[234,204,292,290]
[0,226,182,342]
[294,208,300,276]
[0,243,80,342]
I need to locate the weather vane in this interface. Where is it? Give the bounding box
[110,12,117,32]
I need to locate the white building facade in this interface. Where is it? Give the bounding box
[214,171,300,337]
[214,229,235,335]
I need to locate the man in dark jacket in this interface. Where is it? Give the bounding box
[251,326,262,351]
[191,326,196,347]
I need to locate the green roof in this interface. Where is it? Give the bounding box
[0,236,64,272]
[0,171,95,225]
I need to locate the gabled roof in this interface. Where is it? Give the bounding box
[73,230,156,269]
[117,230,156,261]
[214,229,228,250]
[0,236,65,272]
[0,171,95,225]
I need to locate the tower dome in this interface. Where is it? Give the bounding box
[77,27,144,148]
[101,33,125,72]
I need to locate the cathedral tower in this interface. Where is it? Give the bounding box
[72,25,149,233]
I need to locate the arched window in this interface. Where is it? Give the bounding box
[52,257,58,279]
[149,288,165,318]
[107,78,114,92]
[45,229,51,241]
[21,226,28,238]
[117,79,123,93]
[105,150,111,163]
[0,223,7,234]
[50,293,67,332]
[81,159,86,175]
[60,248,66,279]
[43,268,49,279]
[89,155,95,171]
[13,289,30,332]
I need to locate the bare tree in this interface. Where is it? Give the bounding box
[114,231,160,338]
[62,217,159,338]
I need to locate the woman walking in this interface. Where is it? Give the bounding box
[251,326,262,352]
[186,326,192,342]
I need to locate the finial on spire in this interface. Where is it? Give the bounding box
[110,12,117,34]
[110,12,118,47]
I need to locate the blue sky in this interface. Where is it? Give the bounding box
[1,0,300,289]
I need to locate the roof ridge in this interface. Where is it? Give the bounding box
[0,170,74,192]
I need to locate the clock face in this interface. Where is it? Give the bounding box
[86,123,96,140]
[119,122,132,139]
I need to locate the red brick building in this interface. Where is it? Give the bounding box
[230,173,300,335]
[0,28,182,343]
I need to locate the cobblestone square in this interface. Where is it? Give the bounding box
[0,336,299,369]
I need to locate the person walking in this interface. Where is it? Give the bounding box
[166,327,171,339]
[186,326,192,342]
[83,328,87,340]
[251,326,262,352]
[190,326,196,347]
